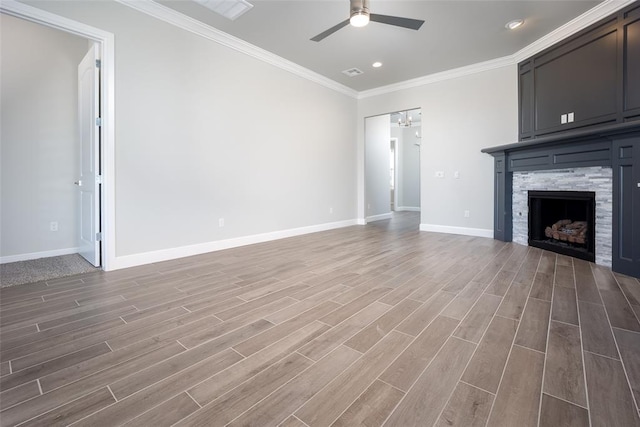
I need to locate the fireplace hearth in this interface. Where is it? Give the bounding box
[528,190,595,262]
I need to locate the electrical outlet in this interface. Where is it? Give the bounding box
[218,218,224,227]
[454,171,460,179]
[464,210,470,218]
[50,221,58,232]
[329,207,333,214]
[435,171,445,178]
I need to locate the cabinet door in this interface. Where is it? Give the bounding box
[534,25,618,135]
[624,5,640,118]
[519,62,534,140]
[612,135,640,279]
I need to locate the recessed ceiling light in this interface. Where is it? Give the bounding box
[506,19,524,30]
[372,62,382,68]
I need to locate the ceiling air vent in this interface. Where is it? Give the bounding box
[342,68,364,77]
[193,0,254,20]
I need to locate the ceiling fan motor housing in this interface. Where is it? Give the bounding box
[350,0,370,19]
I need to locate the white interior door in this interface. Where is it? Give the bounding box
[77,44,101,266]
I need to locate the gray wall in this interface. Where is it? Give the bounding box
[358,67,518,234]
[365,114,391,219]
[0,14,89,260]
[22,1,358,259]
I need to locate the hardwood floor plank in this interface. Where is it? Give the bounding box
[121,392,200,427]
[484,270,517,298]
[0,342,185,426]
[0,379,40,410]
[295,331,413,427]
[0,342,111,391]
[514,297,551,352]
[110,319,273,399]
[265,285,350,324]
[543,321,587,407]
[454,293,502,343]
[39,339,177,393]
[613,328,640,408]
[555,264,575,288]
[487,345,544,427]
[380,315,459,392]
[551,285,579,325]
[578,301,619,359]
[24,387,116,427]
[461,315,518,394]
[496,282,531,321]
[228,345,362,426]
[584,351,640,427]
[435,381,494,427]
[189,321,330,406]
[441,281,487,320]
[383,337,476,427]
[331,379,405,427]
[395,291,456,336]
[530,272,554,301]
[279,416,307,427]
[539,393,589,427]
[600,288,640,332]
[233,301,340,356]
[319,287,391,326]
[615,272,640,306]
[344,298,421,353]
[0,361,10,377]
[176,353,312,427]
[72,349,243,426]
[170,297,296,350]
[298,302,390,361]
[574,259,602,304]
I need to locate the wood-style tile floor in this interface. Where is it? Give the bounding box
[1,212,639,426]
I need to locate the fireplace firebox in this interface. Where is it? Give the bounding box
[528,191,596,262]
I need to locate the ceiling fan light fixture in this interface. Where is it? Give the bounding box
[505,19,524,30]
[350,12,370,27]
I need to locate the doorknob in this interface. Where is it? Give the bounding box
[74,180,82,186]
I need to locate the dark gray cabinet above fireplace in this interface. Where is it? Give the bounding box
[518,2,640,141]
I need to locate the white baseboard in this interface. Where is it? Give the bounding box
[111,219,358,270]
[395,206,421,212]
[365,213,393,223]
[419,223,493,238]
[356,218,367,225]
[0,247,81,264]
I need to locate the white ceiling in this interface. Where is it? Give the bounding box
[157,0,602,92]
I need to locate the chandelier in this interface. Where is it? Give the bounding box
[397,111,413,127]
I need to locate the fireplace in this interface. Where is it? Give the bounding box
[528,190,596,262]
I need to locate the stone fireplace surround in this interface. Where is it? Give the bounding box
[512,167,612,266]
[481,120,640,277]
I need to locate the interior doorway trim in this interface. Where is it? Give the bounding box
[1,0,116,270]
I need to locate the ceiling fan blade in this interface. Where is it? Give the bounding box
[310,19,350,42]
[370,14,424,30]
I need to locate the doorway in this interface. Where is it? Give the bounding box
[364,108,421,225]
[0,1,115,271]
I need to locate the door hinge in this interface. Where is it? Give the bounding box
[96,175,103,184]
[96,117,102,127]
[95,232,102,241]
[96,59,101,69]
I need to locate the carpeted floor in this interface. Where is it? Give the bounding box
[0,254,98,287]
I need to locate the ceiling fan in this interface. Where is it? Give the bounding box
[310,0,425,42]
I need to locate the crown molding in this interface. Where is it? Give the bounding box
[358,55,515,99]
[358,0,634,99]
[512,0,637,63]
[114,0,358,99]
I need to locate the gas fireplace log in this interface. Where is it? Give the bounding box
[545,220,588,245]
